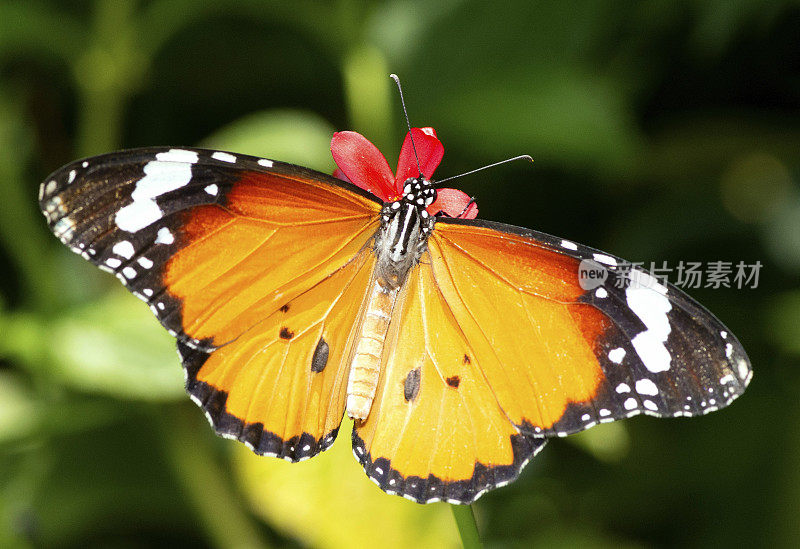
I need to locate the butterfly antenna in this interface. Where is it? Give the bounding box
[389,73,423,176]
[434,155,534,186]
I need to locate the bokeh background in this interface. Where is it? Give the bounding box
[0,1,798,547]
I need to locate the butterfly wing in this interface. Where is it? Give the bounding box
[40,148,383,460]
[353,217,751,503]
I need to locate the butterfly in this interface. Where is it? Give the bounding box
[39,126,751,505]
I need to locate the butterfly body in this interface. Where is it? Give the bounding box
[346,177,438,420]
[346,281,398,420]
[40,142,751,504]
[375,178,436,289]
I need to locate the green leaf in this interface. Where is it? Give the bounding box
[567,422,631,463]
[47,289,183,401]
[232,418,459,549]
[202,109,336,172]
[0,372,39,443]
[768,290,800,356]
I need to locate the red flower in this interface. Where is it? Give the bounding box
[331,127,478,219]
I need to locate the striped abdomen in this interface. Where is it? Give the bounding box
[346,281,399,420]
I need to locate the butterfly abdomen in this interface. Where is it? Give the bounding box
[346,280,399,420]
[346,194,434,420]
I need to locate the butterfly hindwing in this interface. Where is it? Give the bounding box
[352,259,548,503]
[179,245,377,461]
[40,147,384,459]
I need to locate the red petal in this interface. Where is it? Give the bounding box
[332,168,350,182]
[331,131,396,201]
[395,128,444,191]
[427,188,478,219]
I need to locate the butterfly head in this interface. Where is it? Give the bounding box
[401,177,436,208]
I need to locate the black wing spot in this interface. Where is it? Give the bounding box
[279,327,294,340]
[463,354,471,364]
[446,376,460,388]
[280,304,290,313]
[311,337,329,373]
[404,368,421,402]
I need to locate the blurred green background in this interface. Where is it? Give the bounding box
[0,0,798,547]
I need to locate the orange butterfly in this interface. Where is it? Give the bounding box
[39,125,751,504]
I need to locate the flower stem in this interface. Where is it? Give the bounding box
[342,45,394,154]
[450,504,482,549]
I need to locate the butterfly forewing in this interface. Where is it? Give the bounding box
[40,148,382,345]
[430,218,751,436]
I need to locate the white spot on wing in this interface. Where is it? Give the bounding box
[204,184,219,195]
[155,227,174,244]
[720,373,735,385]
[608,347,626,364]
[212,151,237,163]
[623,397,638,410]
[595,287,608,298]
[137,256,154,269]
[156,149,199,163]
[560,239,578,250]
[257,158,273,168]
[68,169,76,183]
[53,217,76,240]
[736,358,749,381]
[616,383,630,393]
[122,266,137,279]
[115,159,193,232]
[105,257,122,269]
[593,253,617,266]
[725,343,733,358]
[635,378,659,396]
[643,400,658,411]
[627,270,672,373]
[112,240,135,259]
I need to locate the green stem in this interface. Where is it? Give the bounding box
[0,91,60,312]
[451,504,482,549]
[73,0,141,156]
[341,45,395,153]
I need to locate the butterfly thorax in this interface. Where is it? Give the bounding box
[345,177,436,421]
[374,177,436,290]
